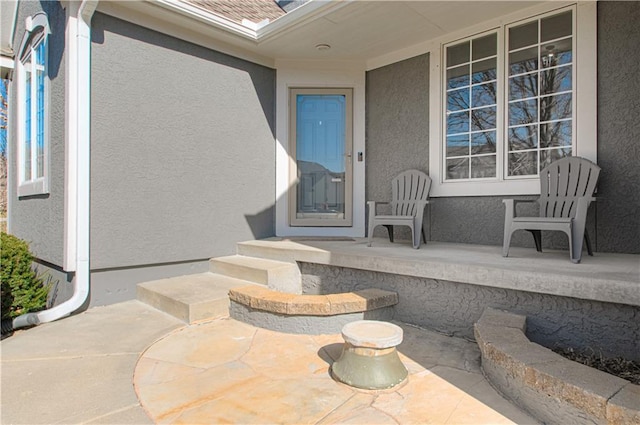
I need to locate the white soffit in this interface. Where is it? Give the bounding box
[0,0,19,56]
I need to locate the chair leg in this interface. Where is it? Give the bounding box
[410,224,419,249]
[421,228,427,244]
[527,230,543,252]
[584,231,593,256]
[502,228,513,257]
[368,222,375,247]
[570,219,583,264]
[384,225,394,243]
[564,220,582,263]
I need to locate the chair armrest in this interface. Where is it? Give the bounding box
[574,196,596,219]
[367,201,389,214]
[502,198,536,219]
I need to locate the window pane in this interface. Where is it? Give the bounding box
[447,65,469,89]
[541,39,572,68]
[471,107,496,131]
[447,88,469,112]
[447,158,469,179]
[540,120,571,148]
[472,58,496,83]
[36,41,46,178]
[541,66,571,95]
[509,99,538,126]
[446,134,469,157]
[24,65,32,181]
[541,11,572,42]
[509,21,538,50]
[509,151,537,176]
[509,125,538,150]
[509,74,537,100]
[447,111,469,134]
[472,33,497,60]
[509,47,538,75]
[471,155,496,178]
[540,148,571,169]
[447,41,470,67]
[471,131,496,154]
[472,83,496,108]
[540,93,572,121]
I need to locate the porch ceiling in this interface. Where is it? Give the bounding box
[258,1,544,63]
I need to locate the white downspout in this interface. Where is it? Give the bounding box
[11,0,97,329]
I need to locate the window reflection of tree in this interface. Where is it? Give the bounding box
[508,44,572,175]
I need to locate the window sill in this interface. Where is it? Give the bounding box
[428,176,540,197]
[18,179,49,198]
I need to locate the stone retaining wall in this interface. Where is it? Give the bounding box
[475,308,640,425]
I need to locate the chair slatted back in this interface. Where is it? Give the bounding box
[539,157,600,218]
[391,170,431,216]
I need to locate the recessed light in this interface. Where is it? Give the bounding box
[315,44,331,51]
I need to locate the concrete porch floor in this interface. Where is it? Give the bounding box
[1,301,539,424]
[240,237,640,307]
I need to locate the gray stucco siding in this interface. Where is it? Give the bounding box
[596,1,640,254]
[365,54,430,241]
[90,13,276,269]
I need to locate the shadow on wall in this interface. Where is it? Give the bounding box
[40,0,65,80]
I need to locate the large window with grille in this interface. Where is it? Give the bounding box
[442,7,576,183]
[17,13,50,196]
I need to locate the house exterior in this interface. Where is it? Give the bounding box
[4,0,639,309]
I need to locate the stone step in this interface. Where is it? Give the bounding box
[209,255,301,294]
[228,285,399,335]
[229,286,398,316]
[137,272,251,324]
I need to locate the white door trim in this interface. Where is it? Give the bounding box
[275,61,366,237]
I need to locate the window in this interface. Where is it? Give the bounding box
[506,10,573,176]
[17,13,50,196]
[430,4,596,197]
[445,32,498,180]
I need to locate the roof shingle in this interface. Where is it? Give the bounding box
[184,0,286,24]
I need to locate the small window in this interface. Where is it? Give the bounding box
[17,13,50,197]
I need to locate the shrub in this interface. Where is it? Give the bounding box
[1,233,49,320]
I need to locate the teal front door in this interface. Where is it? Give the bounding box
[290,88,353,227]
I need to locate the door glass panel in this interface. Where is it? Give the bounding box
[295,94,346,220]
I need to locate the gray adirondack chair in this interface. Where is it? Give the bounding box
[368,170,431,249]
[502,156,600,263]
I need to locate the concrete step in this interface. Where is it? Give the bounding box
[209,255,301,294]
[137,272,252,324]
[236,239,329,264]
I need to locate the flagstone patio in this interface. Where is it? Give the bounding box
[134,317,539,424]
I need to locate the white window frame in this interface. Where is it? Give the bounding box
[429,2,596,197]
[17,13,51,197]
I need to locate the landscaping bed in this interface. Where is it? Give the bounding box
[553,347,640,385]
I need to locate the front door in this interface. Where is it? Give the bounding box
[289,88,353,227]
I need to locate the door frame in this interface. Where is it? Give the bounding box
[274,63,366,238]
[288,88,353,227]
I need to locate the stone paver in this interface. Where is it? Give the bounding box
[135,318,540,424]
